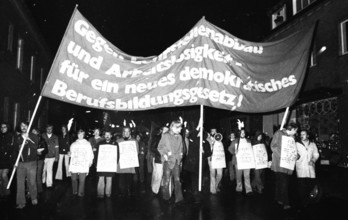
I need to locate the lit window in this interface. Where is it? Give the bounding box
[7,24,14,51]
[30,55,36,81]
[340,19,348,55]
[272,5,286,29]
[310,44,317,67]
[293,0,317,15]
[16,38,24,71]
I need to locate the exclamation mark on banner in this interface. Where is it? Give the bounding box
[237,95,243,107]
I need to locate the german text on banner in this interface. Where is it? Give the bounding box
[42,9,315,113]
[280,136,297,170]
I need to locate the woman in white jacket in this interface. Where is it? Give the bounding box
[69,129,94,197]
[295,129,319,208]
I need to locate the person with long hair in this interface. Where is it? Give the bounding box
[55,125,71,180]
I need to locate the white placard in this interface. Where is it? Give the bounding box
[119,141,139,169]
[97,144,117,172]
[280,136,297,170]
[236,141,255,170]
[253,144,268,169]
[211,141,226,169]
[69,145,91,173]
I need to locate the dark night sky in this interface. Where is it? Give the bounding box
[25,0,281,56]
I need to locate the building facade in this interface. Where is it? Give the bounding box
[263,0,348,159]
[0,0,52,131]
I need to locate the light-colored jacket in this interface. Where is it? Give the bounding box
[295,141,319,178]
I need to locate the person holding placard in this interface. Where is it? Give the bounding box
[96,130,118,198]
[233,129,253,196]
[207,128,226,194]
[251,131,268,194]
[270,122,298,210]
[89,128,103,173]
[158,120,184,204]
[116,126,139,197]
[69,129,94,197]
[227,132,237,184]
[295,129,319,208]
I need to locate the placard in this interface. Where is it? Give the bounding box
[211,141,226,169]
[97,144,117,172]
[119,140,139,169]
[280,136,297,170]
[236,141,255,170]
[253,144,268,169]
[69,145,91,173]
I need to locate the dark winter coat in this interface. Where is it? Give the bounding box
[0,132,14,169]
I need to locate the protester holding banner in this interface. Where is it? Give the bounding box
[69,129,94,197]
[0,122,13,199]
[295,129,319,208]
[183,127,201,201]
[96,130,118,198]
[31,127,47,194]
[56,125,71,180]
[270,122,298,210]
[14,121,39,209]
[42,124,59,188]
[158,120,184,204]
[207,128,226,194]
[116,127,139,197]
[251,131,268,194]
[233,129,253,196]
[150,126,168,195]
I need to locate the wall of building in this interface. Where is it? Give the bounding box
[265,0,348,155]
[0,0,52,131]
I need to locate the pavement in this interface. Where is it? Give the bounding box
[1,165,348,220]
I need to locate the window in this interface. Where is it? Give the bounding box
[16,38,24,71]
[272,5,286,29]
[293,0,317,15]
[340,19,348,55]
[30,55,36,81]
[310,44,317,67]
[7,24,14,52]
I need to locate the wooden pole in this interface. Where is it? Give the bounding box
[198,105,204,191]
[280,107,290,130]
[7,96,43,189]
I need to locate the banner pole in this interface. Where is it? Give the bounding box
[198,105,204,191]
[280,107,290,130]
[7,96,43,189]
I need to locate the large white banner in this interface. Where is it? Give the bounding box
[253,144,268,169]
[69,145,91,173]
[280,136,297,170]
[119,141,139,169]
[236,141,255,170]
[97,144,117,172]
[211,141,226,169]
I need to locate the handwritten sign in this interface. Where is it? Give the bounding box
[97,144,117,172]
[211,141,226,169]
[253,144,268,169]
[280,136,297,170]
[236,141,255,170]
[119,141,139,169]
[69,145,91,173]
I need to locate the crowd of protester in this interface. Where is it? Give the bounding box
[0,119,320,211]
